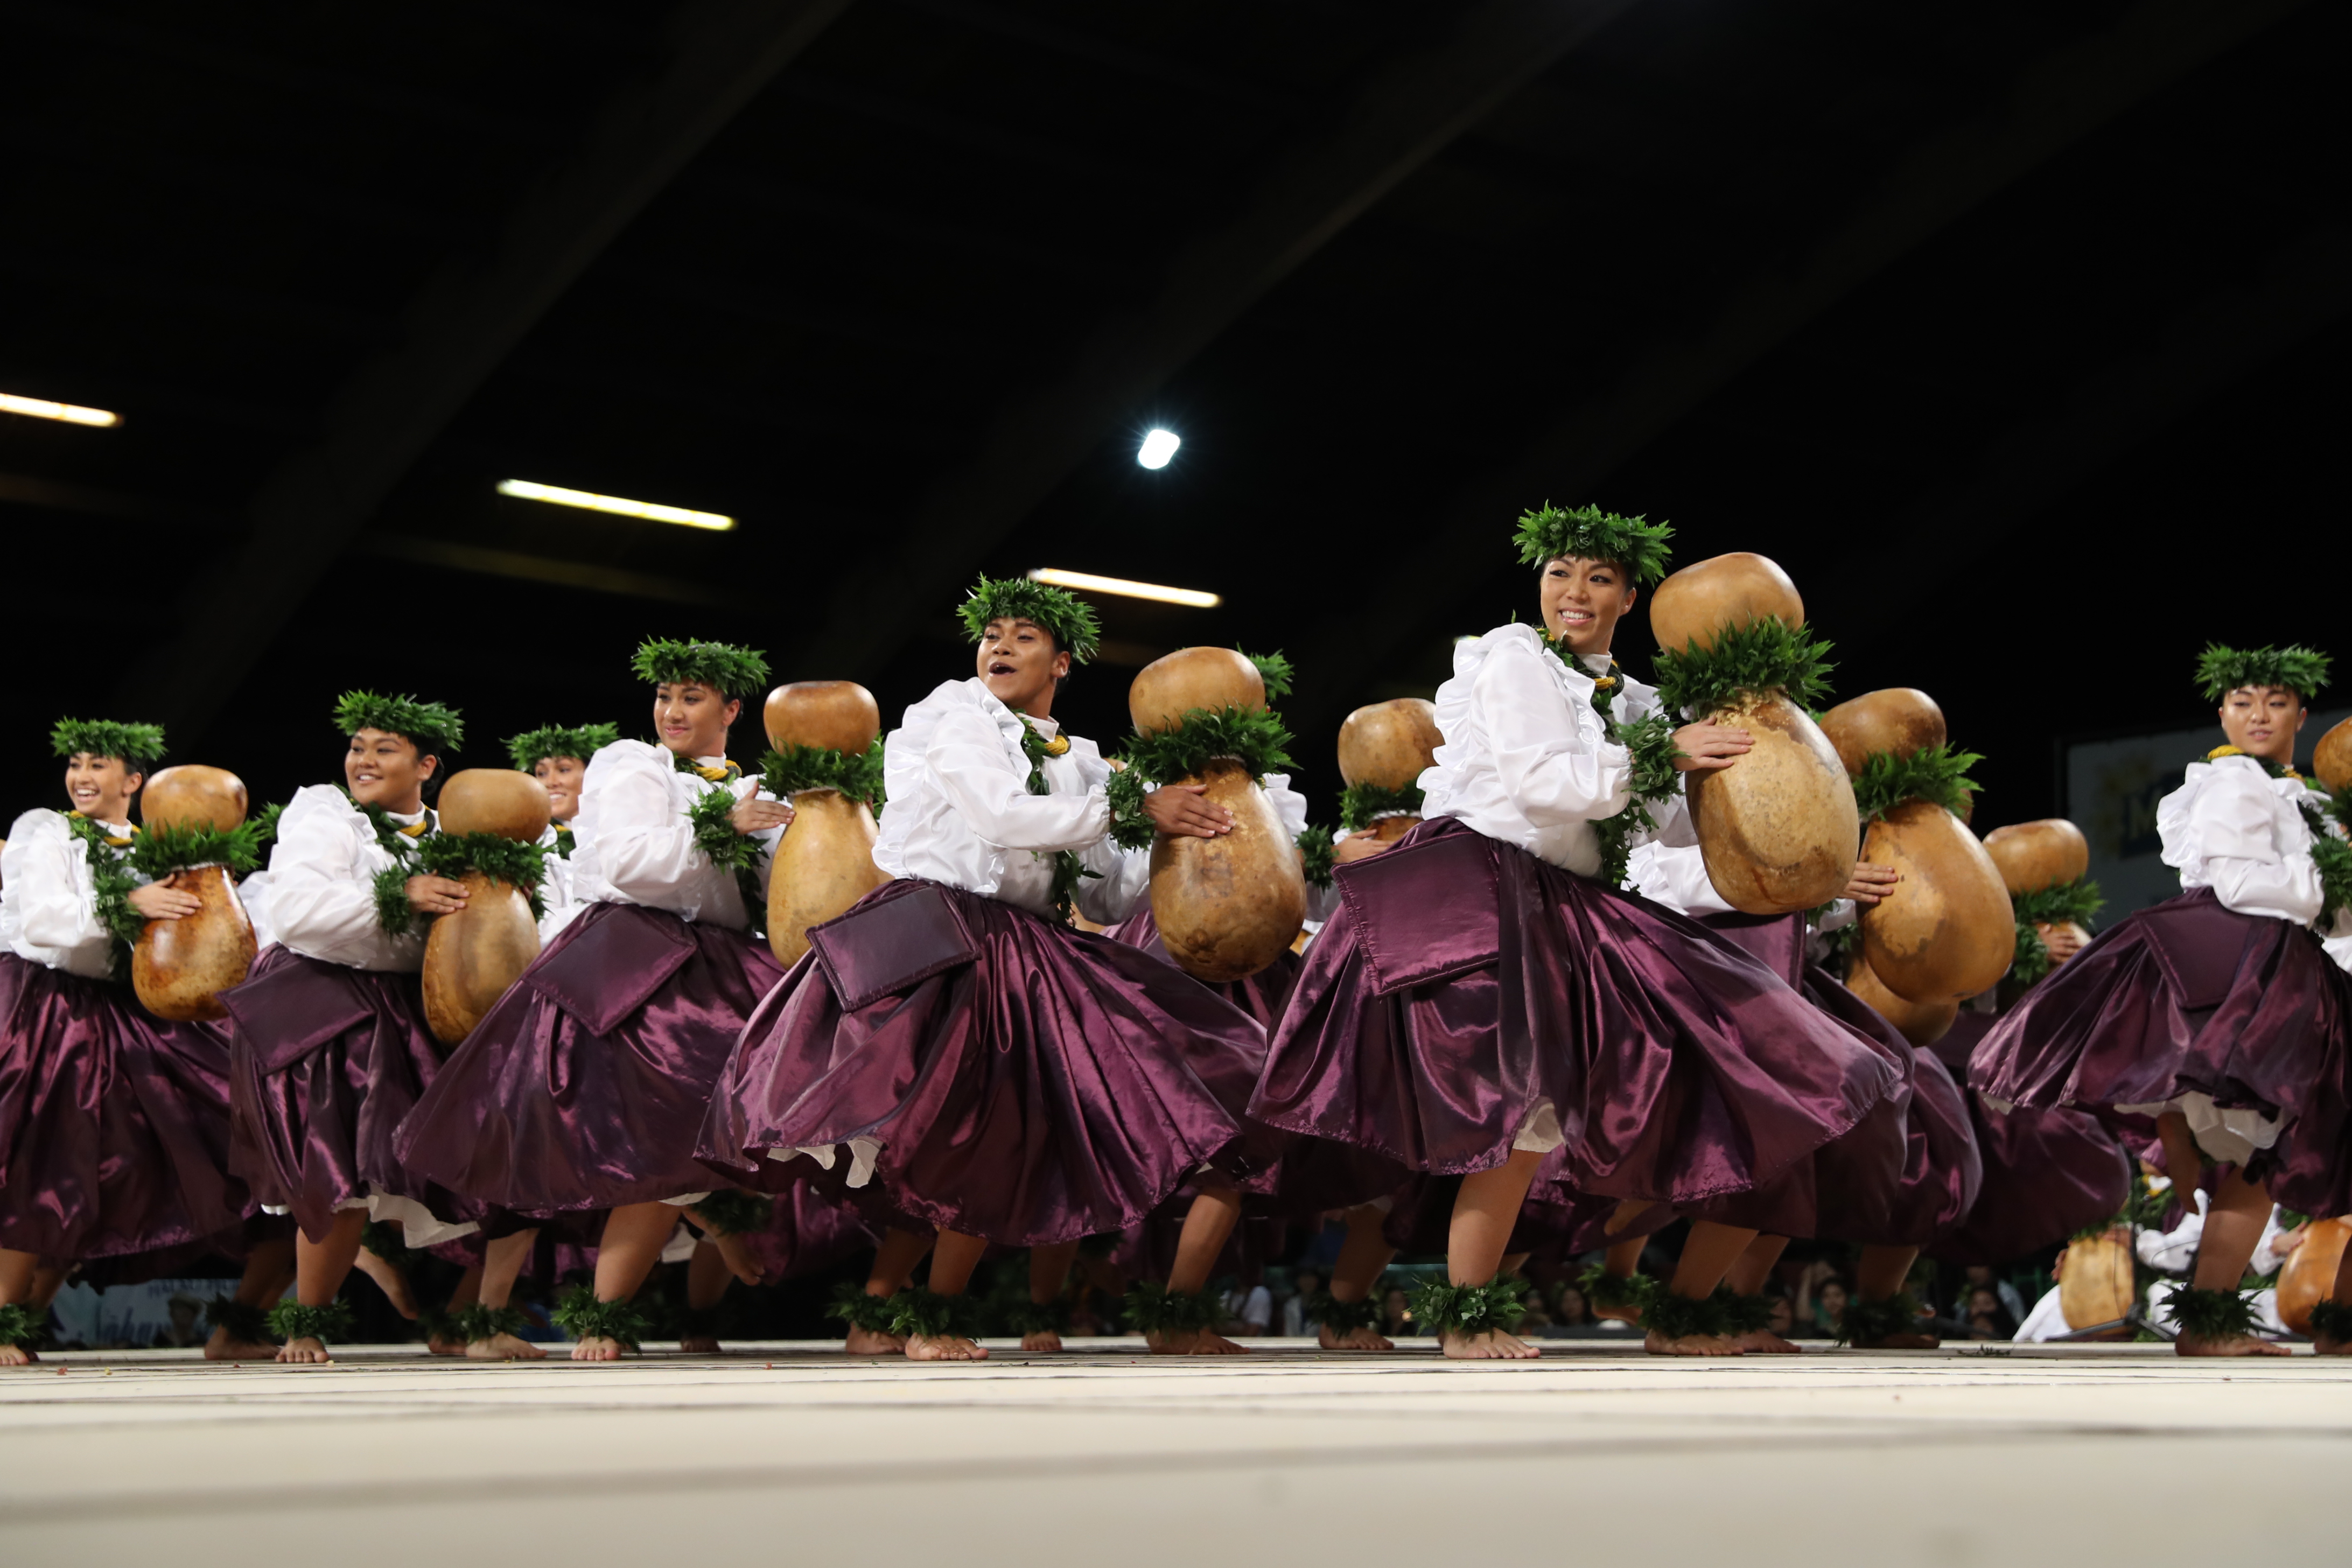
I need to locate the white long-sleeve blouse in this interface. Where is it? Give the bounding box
[1,809,138,978]
[567,740,779,929]
[265,785,431,973]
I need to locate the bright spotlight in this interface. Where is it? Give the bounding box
[1027,568,1220,608]
[496,479,734,531]
[0,391,120,428]
[1137,428,1181,470]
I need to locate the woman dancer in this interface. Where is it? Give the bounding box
[701,577,1275,1360]
[0,720,261,1364]
[1972,646,2348,1355]
[401,641,797,1360]
[507,722,617,939]
[1252,505,1902,1359]
[222,694,484,1363]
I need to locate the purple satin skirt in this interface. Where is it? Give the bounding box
[1251,818,1901,1201]
[698,878,1276,1247]
[396,900,786,1213]
[223,946,474,1244]
[1682,913,1981,1245]
[1968,888,2343,1191]
[0,954,253,1261]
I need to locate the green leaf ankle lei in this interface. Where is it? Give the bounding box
[1577,1262,1646,1313]
[1002,1298,1070,1336]
[1835,1289,1924,1347]
[552,1285,649,1351]
[0,1302,44,1349]
[824,1284,902,1336]
[1303,1290,1384,1333]
[885,1287,983,1340]
[1122,1282,1226,1334]
[1638,1284,1731,1342]
[2306,1297,2352,1343]
[1717,1286,1779,1335]
[2161,1283,2262,1343]
[61,812,144,972]
[267,1299,356,1346]
[1405,1275,1528,1338]
[452,1303,529,1345]
[204,1296,279,1346]
[688,1189,772,1236]
[1542,640,1683,889]
[1016,721,1101,922]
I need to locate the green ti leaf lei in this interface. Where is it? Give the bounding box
[1542,639,1682,889]
[1017,722,1099,922]
[756,740,885,806]
[552,823,575,859]
[414,832,550,922]
[1851,745,1982,824]
[2008,877,2105,988]
[1296,824,1334,891]
[1339,781,1423,832]
[670,753,768,930]
[61,813,144,975]
[2216,751,2352,929]
[345,794,432,939]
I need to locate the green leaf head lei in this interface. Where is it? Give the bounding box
[1653,617,1836,721]
[1512,502,1674,586]
[506,723,620,773]
[51,718,166,770]
[630,638,771,700]
[333,692,464,759]
[2195,643,2330,703]
[956,576,1101,665]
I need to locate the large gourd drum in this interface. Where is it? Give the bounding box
[762,681,890,967]
[2313,717,2352,795]
[1984,817,2094,958]
[1136,648,1306,983]
[2274,1216,2352,1335]
[2059,1229,2137,1334]
[1649,554,1856,914]
[1820,689,2014,1005]
[1335,698,1440,863]
[1844,955,1958,1048]
[133,766,260,1022]
[422,769,550,1045]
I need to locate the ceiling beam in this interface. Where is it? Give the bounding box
[793,0,1643,678]
[115,0,855,740]
[1280,0,2312,747]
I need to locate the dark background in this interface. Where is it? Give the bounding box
[3,0,2343,831]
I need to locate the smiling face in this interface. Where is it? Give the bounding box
[976,617,1070,718]
[652,682,741,761]
[532,755,587,823]
[1539,556,1636,657]
[345,729,436,814]
[2218,684,2306,765]
[63,753,143,825]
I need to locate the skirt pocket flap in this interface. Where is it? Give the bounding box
[222,959,375,1075]
[810,883,979,1010]
[1338,829,1500,995]
[2139,899,2253,1013]
[528,906,698,1035]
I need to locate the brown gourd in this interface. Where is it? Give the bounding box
[422,769,550,1045]
[2058,1229,2137,1333]
[2314,716,2352,795]
[1820,689,2015,1006]
[132,766,260,1022]
[1135,648,1306,983]
[1649,554,1857,914]
[1983,817,2094,959]
[2274,1216,2352,1335]
[761,681,890,967]
[1844,954,1959,1048]
[1334,698,1440,865]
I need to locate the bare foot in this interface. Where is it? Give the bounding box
[1019,1329,1064,1352]
[2176,1333,2291,1357]
[679,1333,721,1354]
[1441,1328,1540,1360]
[1855,1331,1941,1350]
[276,1335,332,1365]
[1318,1323,1396,1352]
[352,1248,419,1319]
[1152,1328,1250,1356]
[203,1324,277,1361]
[0,1343,34,1367]
[2313,1331,2351,1356]
[1645,1329,1742,1356]
[844,1325,907,1355]
[428,1328,467,1356]
[571,1334,626,1362]
[1735,1328,1802,1354]
[465,1333,546,1361]
[1592,1299,1642,1325]
[706,1230,765,1286]
[906,1333,989,1361]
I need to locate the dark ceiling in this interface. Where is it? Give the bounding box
[3,0,2343,836]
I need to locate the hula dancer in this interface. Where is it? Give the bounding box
[507,722,617,940]
[0,720,269,1365]
[1972,646,2349,1355]
[221,695,485,1362]
[701,577,1276,1360]
[398,640,800,1361]
[1252,505,1901,1359]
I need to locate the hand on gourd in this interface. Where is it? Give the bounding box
[128,879,203,921]
[2039,922,2087,965]
[1145,782,1232,840]
[1842,864,1901,905]
[730,795,795,835]
[407,875,470,916]
[1670,721,1752,773]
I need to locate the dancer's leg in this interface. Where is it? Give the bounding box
[1320,1204,1397,1352]
[904,1230,990,1362]
[429,1264,481,1354]
[464,1229,546,1361]
[352,1232,419,1319]
[681,1203,766,1286]
[1019,1240,1080,1352]
[1647,1220,1754,1357]
[1588,1217,1651,1325]
[2178,1164,2288,1357]
[0,1248,39,1366]
[1850,1244,1937,1349]
[206,1230,296,1361]
[677,1240,730,1355]
[1153,1184,1247,1356]
[846,1227,932,1354]
[278,1211,366,1364]
[572,1201,679,1362]
[1438,1149,1543,1360]
[1725,1234,1798,1353]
